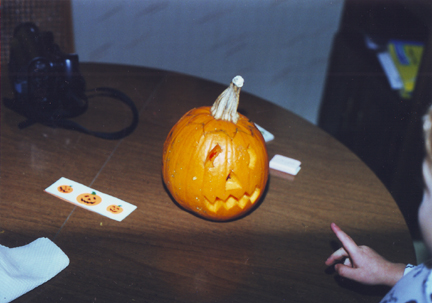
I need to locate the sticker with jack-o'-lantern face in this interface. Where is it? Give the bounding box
[107,204,124,214]
[57,185,73,194]
[46,177,137,222]
[77,192,102,206]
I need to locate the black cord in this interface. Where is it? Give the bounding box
[3,87,139,140]
[55,87,139,140]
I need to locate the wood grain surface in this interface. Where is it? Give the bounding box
[0,63,416,302]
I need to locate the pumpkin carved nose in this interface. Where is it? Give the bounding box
[225,171,242,191]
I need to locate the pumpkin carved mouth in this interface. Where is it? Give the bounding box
[203,187,261,213]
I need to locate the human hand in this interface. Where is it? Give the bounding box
[325,223,406,287]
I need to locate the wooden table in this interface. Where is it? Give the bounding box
[1,63,416,302]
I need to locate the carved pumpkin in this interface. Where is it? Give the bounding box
[77,192,102,206]
[162,76,269,221]
[58,185,73,193]
[107,204,123,214]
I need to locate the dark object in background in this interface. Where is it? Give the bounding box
[319,0,432,239]
[6,22,87,128]
[4,22,138,140]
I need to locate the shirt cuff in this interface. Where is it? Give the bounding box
[403,264,416,276]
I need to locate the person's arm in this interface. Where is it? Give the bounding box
[325,223,406,287]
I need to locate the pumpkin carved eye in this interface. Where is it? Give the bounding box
[207,144,222,166]
[247,146,257,169]
[162,76,269,221]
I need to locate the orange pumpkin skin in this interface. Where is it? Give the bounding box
[162,106,269,221]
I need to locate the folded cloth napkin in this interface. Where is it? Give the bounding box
[0,237,69,303]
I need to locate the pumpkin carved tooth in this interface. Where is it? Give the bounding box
[162,76,269,221]
[203,187,261,212]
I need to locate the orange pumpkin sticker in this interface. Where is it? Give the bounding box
[107,204,123,214]
[77,192,102,206]
[57,185,73,194]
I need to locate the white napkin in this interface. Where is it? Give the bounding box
[0,237,69,303]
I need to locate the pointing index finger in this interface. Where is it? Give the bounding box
[331,223,359,255]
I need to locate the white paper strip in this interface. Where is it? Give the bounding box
[45,177,137,222]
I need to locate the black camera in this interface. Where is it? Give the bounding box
[6,22,87,127]
[5,22,139,140]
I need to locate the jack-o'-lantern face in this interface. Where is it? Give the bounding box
[77,192,102,206]
[107,204,123,214]
[58,185,73,194]
[162,107,269,221]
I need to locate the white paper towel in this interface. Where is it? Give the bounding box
[0,237,69,303]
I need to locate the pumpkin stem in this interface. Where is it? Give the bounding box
[211,76,244,124]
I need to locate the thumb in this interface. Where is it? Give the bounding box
[335,264,372,285]
[334,263,358,280]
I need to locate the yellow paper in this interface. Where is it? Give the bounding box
[388,40,424,98]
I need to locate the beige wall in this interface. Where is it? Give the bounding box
[71,0,344,124]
